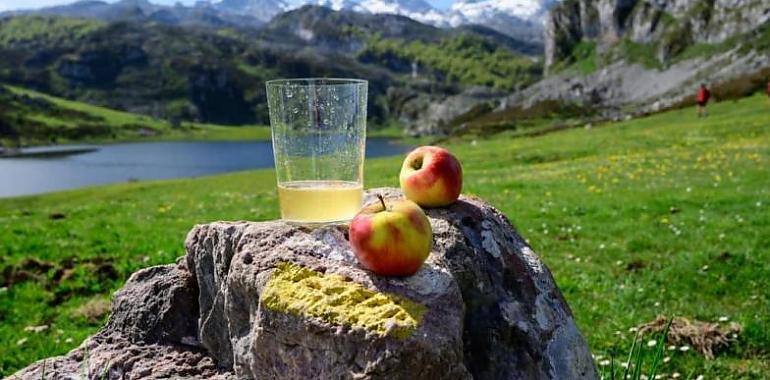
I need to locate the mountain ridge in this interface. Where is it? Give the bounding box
[0,9,540,136]
[1,0,557,43]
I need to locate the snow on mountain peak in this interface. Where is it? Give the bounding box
[451,0,550,22]
[215,0,558,41]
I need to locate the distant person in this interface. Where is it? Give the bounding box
[696,83,710,118]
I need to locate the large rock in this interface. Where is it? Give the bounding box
[8,188,597,380]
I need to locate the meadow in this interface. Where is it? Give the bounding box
[0,94,768,378]
[1,85,272,146]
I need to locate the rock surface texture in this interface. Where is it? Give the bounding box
[545,0,770,71]
[8,188,597,380]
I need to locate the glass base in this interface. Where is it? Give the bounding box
[282,218,352,228]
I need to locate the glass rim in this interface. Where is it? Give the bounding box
[265,78,367,87]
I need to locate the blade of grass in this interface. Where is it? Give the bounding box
[610,352,616,380]
[632,333,644,380]
[647,318,673,380]
[623,331,640,380]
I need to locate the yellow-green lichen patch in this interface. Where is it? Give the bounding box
[261,262,427,339]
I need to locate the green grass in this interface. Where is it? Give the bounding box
[554,40,599,75]
[1,94,769,377]
[1,85,401,146]
[2,85,272,145]
[359,33,541,90]
[617,40,663,70]
[8,86,173,131]
[0,16,104,46]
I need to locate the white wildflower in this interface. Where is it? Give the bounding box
[24,325,49,333]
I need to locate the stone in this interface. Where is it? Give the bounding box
[8,188,597,380]
[8,263,235,380]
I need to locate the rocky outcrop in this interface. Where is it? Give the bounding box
[503,47,770,118]
[8,264,236,379]
[8,188,597,380]
[387,83,507,136]
[498,0,770,120]
[545,0,770,71]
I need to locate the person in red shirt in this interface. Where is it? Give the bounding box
[696,83,711,118]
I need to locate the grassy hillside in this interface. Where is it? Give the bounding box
[0,16,104,45]
[0,84,271,146]
[1,94,769,377]
[359,33,541,90]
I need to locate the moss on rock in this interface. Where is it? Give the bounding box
[261,262,427,339]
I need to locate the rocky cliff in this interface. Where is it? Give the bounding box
[466,0,769,122]
[7,189,597,380]
[545,0,770,71]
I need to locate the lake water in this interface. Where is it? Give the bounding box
[0,138,411,198]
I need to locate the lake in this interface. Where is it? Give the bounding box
[0,139,411,198]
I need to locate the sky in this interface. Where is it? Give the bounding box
[0,0,455,12]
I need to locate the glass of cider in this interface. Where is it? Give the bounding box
[266,78,367,224]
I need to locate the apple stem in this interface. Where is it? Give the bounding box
[376,194,387,211]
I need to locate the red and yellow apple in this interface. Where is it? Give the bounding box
[349,195,432,276]
[399,146,463,208]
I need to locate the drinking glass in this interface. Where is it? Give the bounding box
[266,78,368,224]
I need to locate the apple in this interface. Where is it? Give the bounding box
[349,195,433,276]
[399,146,463,208]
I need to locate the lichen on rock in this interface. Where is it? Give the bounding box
[261,262,427,339]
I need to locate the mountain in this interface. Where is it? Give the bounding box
[544,0,770,71]
[479,0,770,126]
[293,0,556,43]
[2,0,556,44]
[2,0,263,29]
[0,8,540,135]
[259,5,541,55]
[446,0,557,43]
[216,0,287,22]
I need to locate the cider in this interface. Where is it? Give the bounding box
[277,180,363,223]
